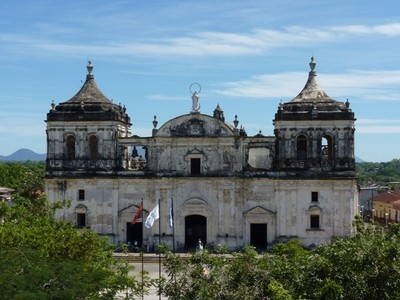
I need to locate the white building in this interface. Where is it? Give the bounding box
[45,58,358,250]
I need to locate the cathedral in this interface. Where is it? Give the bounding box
[45,58,358,250]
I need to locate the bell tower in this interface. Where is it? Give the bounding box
[45,61,131,177]
[273,57,356,178]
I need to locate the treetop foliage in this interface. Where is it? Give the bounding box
[0,196,155,299]
[0,162,153,299]
[2,161,400,298]
[356,159,400,186]
[0,161,45,200]
[160,224,400,300]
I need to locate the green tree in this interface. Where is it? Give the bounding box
[0,197,154,299]
[356,159,400,185]
[0,165,153,299]
[160,246,296,300]
[0,161,45,199]
[160,227,400,300]
[312,224,400,300]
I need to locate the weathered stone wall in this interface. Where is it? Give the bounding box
[46,176,357,249]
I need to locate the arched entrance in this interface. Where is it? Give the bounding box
[185,215,207,250]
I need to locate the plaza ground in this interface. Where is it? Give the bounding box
[115,253,167,300]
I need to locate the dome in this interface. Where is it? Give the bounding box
[290,57,337,104]
[274,58,355,121]
[154,113,235,137]
[47,61,130,124]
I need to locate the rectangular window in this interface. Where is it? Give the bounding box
[77,213,86,227]
[78,189,85,201]
[191,158,201,175]
[311,192,318,202]
[310,215,320,229]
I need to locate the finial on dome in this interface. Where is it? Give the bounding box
[87,60,93,75]
[233,114,239,128]
[152,115,158,129]
[309,56,316,72]
[278,99,283,110]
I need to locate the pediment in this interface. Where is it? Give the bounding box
[308,205,321,213]
[187,148,204,155]
[184,198,208,207]
[75,204,88,213]
[118,203,147,215]
[243,206,276,216]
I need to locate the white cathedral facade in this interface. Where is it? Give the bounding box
[45,58,358,250]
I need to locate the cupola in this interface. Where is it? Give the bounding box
[47,61,130,124]
[274,57,354,122]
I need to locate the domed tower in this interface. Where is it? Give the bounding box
[45,61,131,176]
[274,57,356,177]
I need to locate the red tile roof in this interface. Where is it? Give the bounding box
[373,190,400,204]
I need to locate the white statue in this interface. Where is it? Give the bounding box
[192,91,200,112]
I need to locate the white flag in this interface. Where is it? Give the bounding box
[145,204,159,228]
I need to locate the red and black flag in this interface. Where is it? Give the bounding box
[132,201,143,224]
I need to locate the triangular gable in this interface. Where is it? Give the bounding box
[243,206,276,216]
[118,203,147,215]
[187,148,204,155]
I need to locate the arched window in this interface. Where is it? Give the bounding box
[307,205,322,230]
[321,135,333,160]
[296,135,308,160]
[88,135,99,160]
[75,204,88,228]
[66,135,75,160]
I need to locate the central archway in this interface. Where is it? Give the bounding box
[126,222,142,249]
[185,215,207,250]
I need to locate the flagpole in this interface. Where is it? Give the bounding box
[141,198,144,300]
[144,199,161,299]
[171,197,176,300]
[131,199,144,299]
[158,198,161,300]
[172,198,175,253]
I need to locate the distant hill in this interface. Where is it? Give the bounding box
[355,156,364,163]
[0,149,46,161]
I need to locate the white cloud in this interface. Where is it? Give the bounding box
[1,22,400,59]
[356,118,400,134]
[0,124,44,137]
[148,95,186,101]
[357,126,400,134]
[214,70,400,101]
[214,72,304,98]
[333,23,400,36]
[357,119,400,125]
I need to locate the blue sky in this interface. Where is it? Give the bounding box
[0,0,399,162]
